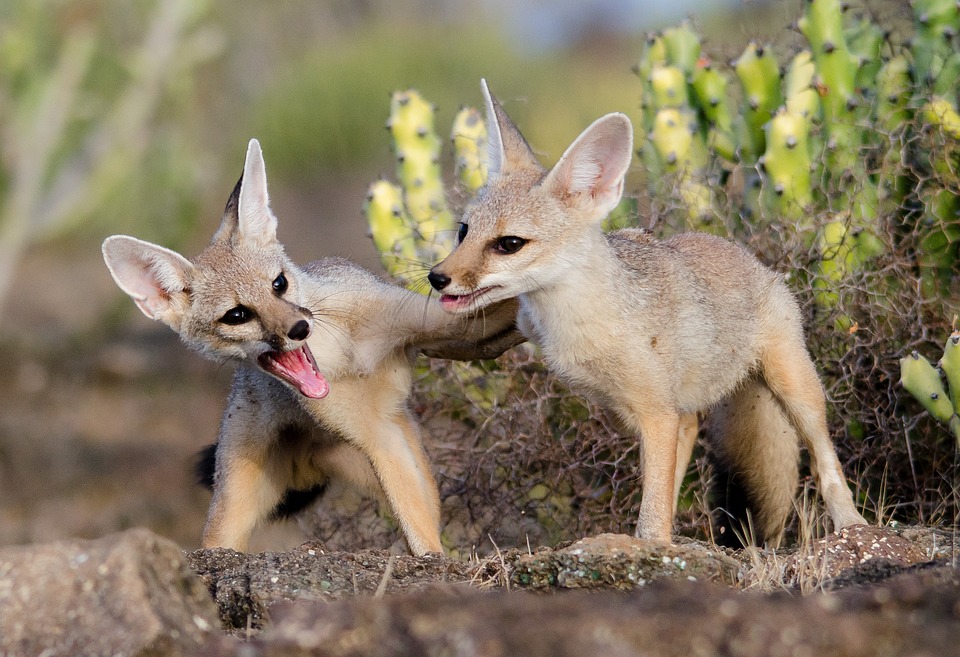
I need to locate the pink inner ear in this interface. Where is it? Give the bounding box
[122,249,189,313]
[567,154,606,196]
[549,114,632,213]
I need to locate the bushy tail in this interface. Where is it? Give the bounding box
[706,377,800,548]
[193,442,326,520]
[195,443,217,490]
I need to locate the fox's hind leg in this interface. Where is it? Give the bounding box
[759,341,866,531]
[673,413,698,515]
[201,405,293,551]
[202,451,283,551]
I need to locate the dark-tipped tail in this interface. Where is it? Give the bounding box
[195,443,218,490]
[193,441,325,520]
[269,484,327,520]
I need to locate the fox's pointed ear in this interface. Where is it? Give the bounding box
[212,175,243,242]
[543,113,634,221]
[236,138,278,247]
[102,235,194,328]
[481,79,540,180]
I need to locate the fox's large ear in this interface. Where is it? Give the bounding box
[481,79,540,180]
[543,113,633,221]
[102,235,194,328]
[212,175,243,243]
[236,138,278,247]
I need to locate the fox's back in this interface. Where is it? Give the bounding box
[609,229,784,312]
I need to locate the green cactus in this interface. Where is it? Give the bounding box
[634,26,718,228]
[363,180,419,278]
[649,107,713,224]
[942,332,960,410]
[760,107,812,220]
[911,0,960,86]
[450,106,489,195]
[387,90,455,248]
[875,55,912,132]
[933,51,960,99]
[845,17,884,93]
[733,41,782,163]
[650,64,690,110]
[923,97,960,140]
[691,59,736,161]
[661,20,701,76]
[783,50,819,119]
[800,0,866,177]
[366,89,464,286]
[636,34,668,136]
[900,336,960,444]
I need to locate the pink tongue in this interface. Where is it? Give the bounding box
[271,348,329,399]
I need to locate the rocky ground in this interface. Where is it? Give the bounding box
[1,524,958,656]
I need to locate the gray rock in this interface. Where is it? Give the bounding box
[511,533,743,589]
[186,542,494,634]
[198,566,960,657]
[0,528,220,657]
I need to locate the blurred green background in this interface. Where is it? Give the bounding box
[0,0,809,550]
[0,0,797,331]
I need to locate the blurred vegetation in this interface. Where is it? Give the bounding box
[0,0,222,311]
[250,21,640,181]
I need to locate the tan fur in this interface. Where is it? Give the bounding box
[103,139,523,554]
[428,82,866,543]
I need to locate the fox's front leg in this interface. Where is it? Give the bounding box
[360,410,442,555]
[630,410,681,542]
[308,382,442,555]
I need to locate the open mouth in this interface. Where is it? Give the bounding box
[439,286,497,312]
[258,344,329,399]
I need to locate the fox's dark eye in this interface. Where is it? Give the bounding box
[220,305,254,325]
[272,273,288,295]
[494,236,527,254]
[457,223,468,243]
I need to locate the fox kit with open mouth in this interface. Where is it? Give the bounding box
[428,81,866,544]
[103,139,521,554]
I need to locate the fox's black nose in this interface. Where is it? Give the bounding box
[428,270,451,291]
[287,320,310,341]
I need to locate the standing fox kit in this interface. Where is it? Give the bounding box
[429,81,867,544]
[103,139,520,554]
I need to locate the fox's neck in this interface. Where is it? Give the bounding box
[520,229,623,336]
